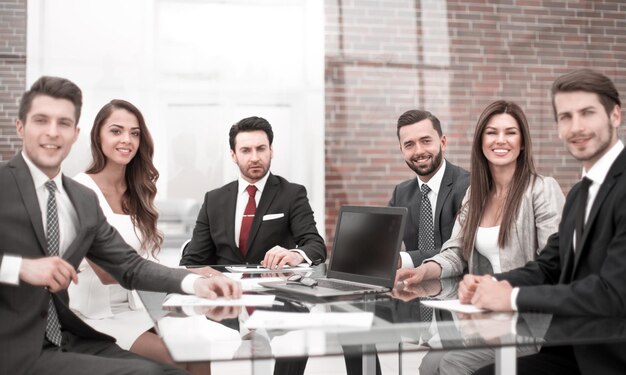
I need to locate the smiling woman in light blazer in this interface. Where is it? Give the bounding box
[396,100,565,285]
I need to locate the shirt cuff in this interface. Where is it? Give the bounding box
[289,249,312,265]
[510,287,520,311]
[399,252,415,269]
[0,255,22,285]
[181,274,203,294]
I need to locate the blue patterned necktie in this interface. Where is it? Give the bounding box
[44,180,63,346]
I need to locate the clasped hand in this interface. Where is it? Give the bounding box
[458,274,513,311]
[261,246,304,269]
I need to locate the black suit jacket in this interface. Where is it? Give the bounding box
[496,147,626,374]
[541,316,626,375]
[0,154,190,375]
[180,173,326,266]
[388,161,469,265]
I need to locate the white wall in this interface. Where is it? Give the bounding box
[27,0,325,237]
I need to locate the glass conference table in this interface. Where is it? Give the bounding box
[138,266,626,375]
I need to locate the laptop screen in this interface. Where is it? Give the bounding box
[327,206,407,287]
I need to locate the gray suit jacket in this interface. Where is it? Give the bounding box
[0,153,190,375]
[388,161,470,266]
[432,175,565,277]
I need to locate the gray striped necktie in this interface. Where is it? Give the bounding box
[418,184,434,322]
[418,184,435,255]
[44,180,63,346]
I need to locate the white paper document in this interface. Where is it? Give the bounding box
[158,315,241,361]
[240,277,284,291]
[421,299,486,314]
[226,264,313,273]
[163,293,275,307]
[244,310,374,330]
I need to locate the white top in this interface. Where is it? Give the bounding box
[475,226,501,274]
[68,172,153,350]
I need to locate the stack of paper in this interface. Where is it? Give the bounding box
[158,315,241,361]
[244,311,374,330]
[420,299,486,313]
[163,293,275,307]
[225,264,313,273]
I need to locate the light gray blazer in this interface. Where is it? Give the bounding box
[429,175,565,277]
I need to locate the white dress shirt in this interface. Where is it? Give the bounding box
[399,160,448,268]
[511,140,625,310]
[0,152,78,284]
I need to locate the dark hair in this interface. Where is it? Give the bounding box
[87,99,163,256]
[396,109,443,139]
[19,76,83,124]
[228,116,274,150]
[461,100,537,260]
[551,68,621,120]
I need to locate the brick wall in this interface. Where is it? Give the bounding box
[0,0,26,160]
[325,0,626,247]
[2,1,625,250]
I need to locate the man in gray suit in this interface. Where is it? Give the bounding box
[0,76,241,375]
[389,109,470,269]
[344,110,470,375]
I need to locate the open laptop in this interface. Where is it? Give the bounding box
[260,205,407,297]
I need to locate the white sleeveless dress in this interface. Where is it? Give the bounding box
[68,173,155,350]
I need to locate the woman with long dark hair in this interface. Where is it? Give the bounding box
[396,100,565,284]
[68,100,209,372]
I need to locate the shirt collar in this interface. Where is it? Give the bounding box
[238,171,270,196]
[417,159,447,195]
[582,140,624,186]
[21,151,65,193]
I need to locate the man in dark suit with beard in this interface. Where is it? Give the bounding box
[179,116,326,271]
[179,116,325,374]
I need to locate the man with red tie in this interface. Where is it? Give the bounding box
[180,116,326,269]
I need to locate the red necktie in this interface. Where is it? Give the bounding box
[239,185,257,257]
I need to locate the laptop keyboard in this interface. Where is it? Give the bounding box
[316,279,375,291]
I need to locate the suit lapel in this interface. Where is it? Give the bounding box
[9,154,47,253]
[247,174,278,253]
[61,175,86,260]
[225,182,243,261]
[559,190,578,283]
[408,179,421,235]
[571,149,626,275]
[435,164,455,241]
[572,163,622,272]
